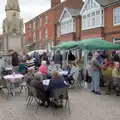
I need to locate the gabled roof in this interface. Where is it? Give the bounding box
[95,0,120,7]
[66,8,80,17]
[59,8,80,22]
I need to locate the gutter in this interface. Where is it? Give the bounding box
[103,1,120,8]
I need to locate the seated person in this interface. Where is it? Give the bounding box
[102,64,113,95]
[112,62,120,84]
[39,61,48,76]
[66,63,79,86]
[47,71,67,98]
[24,67,34,85]
[18,60,27,75]
[48,61,57,75]
[31,73,48,106]
[112,62,120,95]
[26,56,35,70]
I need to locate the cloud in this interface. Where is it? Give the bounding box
[0,0,51,33]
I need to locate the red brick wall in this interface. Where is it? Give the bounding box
[104,3,120,42]
[25,0,84,48]
[51,0,61,8]
[76,16,82,40]
[57,33,76,42]
[81,27,104,39]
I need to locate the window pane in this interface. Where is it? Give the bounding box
[83,15,86,19]
[92,12,95,16]
[114,7,120,24]
[87,14,90,18]
[87,14,91,28]
[96,11,100,15]
[96,15,100,26]
[92,17,95,27]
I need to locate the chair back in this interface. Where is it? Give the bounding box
[0,78,7,88]
[27,85,37,97]
[53,88,68,100]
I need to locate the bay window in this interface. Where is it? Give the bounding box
[113,7,120,25]
[61,18,75,34]
[82,9,104,30]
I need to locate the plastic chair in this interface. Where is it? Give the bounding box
[51,88,71,115]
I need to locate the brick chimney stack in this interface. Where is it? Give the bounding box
[51,0,61,8]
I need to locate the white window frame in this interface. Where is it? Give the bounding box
[44,15,48,24]
[113,38,120,44]
[82,8,104,30]
[61,17,76,35]
[39,18,41,27]
[113,7,120,26]
[44,28,48,40]
[39,31,41,40]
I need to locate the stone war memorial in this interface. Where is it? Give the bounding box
[3,0,24,52]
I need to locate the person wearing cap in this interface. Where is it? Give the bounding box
[91,52,101,95]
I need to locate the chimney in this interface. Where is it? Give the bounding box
[51,0,61,8]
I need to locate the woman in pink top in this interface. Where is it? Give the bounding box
[39,61,48,75]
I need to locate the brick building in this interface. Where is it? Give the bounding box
[81,0,120,43]
[25,0,84,50]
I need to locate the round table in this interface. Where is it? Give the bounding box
[3,74,24,95]
[4,74,23,83]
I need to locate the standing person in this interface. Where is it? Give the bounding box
[12,52,19,73]
[113,51,120,62]
[53,50,62,69]
[33,52,40,69]
[42,52,49,65]
[91,52,101,95]
[12,52,19,67]
[68,51,75,64]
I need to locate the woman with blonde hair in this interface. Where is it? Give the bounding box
[47,71,66,97]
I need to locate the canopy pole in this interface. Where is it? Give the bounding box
[83,50,89,87]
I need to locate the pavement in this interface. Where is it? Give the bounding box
[0,88,120,120]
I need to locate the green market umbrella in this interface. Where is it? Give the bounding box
[53,41,77,50]
[76,38,120,50]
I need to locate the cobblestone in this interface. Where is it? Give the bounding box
[0,88,120,120]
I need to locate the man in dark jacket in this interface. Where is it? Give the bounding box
[12,52,19,67]
[31,73,47,106]
[53,50,62,69]
[68,51,75,62]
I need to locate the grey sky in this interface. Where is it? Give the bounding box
[0,0,84,34]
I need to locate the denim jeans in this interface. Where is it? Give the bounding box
[91,71,100,92]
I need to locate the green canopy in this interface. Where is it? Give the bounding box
[75,38,120,50]
[53,41,77,50]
